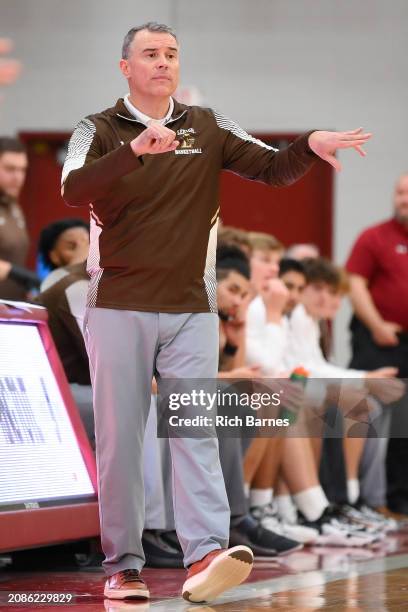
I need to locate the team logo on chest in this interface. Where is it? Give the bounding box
[175,128,202,155]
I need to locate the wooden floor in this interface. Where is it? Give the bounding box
[1,534,408,610]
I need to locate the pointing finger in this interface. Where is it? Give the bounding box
[354,145,366,157]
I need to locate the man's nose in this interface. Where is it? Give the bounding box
[156,55,169,69]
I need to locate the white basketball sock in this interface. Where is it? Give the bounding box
[250,488,273,508]
[276,494,297,524]
[293,486,329,521]
[347,479,360,505]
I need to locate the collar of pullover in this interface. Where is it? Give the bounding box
[115,97,187,126]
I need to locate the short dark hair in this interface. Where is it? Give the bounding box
[302,257,340,288]
[0,137,26,157]
[279,258,306,278]
[38,218,89,269]
[216,244,250,281]
[122,22,178,59]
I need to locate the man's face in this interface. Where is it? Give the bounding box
[49,227,89,268]
[302,281,336,320]
[394,175,408,225]
[323,291,343,320]
[250,248,282,293]
[217,270,250,319]
[0,151,28,198]
[120,30,179,99]
[280,270,306,314]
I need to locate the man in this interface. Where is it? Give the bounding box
[346,174,408,515]
[216,244,305,554]
[0,137,40,299]
[248,259,396,546]
[279,258,307,313]
[38,218,90,290]
[245,255,378,547]
[286,258,403,513]
[61,21,372,603]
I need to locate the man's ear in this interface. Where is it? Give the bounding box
[119,58,130,78]
[49,249,60,267]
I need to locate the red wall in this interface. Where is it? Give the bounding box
[220,133,333,256]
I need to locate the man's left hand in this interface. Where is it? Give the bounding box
[308,128,372,172]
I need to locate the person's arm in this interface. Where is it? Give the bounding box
[61,118,143,206]
[214,111,371,186]
[62,117,179,206]
[0,259,40,291]
[349,274,401,346]
[246,298,288,375]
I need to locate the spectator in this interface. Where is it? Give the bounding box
[346,173,408,515]
[0,137,39,299]
[286,243,320,260]
[38,218,89,290]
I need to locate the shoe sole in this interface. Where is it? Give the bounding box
[282,532,318,545]
[276,542,304,556]
[182,546,253,603]
[316,534,374,548]
[104,585,150,600]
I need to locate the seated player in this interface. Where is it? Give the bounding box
[246,255,390,545]
[38,218,90,290]
[216,243,303,555]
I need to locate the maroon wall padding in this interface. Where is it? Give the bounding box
[220,133,333,257]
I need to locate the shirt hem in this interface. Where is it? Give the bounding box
[89,301,214,314]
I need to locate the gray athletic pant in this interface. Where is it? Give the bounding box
[84,308,230,575]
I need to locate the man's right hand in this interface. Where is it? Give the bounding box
[130,120,179,156]
[260,278,289,322]
[0,260,12,280]
[372,321,402,346]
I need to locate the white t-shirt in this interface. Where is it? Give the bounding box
[246,295,288,376]
[285,303,365,382]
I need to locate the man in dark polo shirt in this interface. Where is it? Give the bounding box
[346,173,408,514]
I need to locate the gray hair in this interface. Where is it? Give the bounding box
[122,22,178,59]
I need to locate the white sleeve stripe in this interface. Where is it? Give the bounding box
[61,118,96,184]
[213,110,278,152]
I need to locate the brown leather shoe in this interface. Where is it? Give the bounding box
[104,569,150,600]
[182,545,253,603]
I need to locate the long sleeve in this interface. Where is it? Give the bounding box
[62,118,143,206]
[8,264,40,290]
[246,296,288,375]
[213,111,317,187]
[286,304,365,383]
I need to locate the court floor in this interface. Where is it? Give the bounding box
[1,533,408,611]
